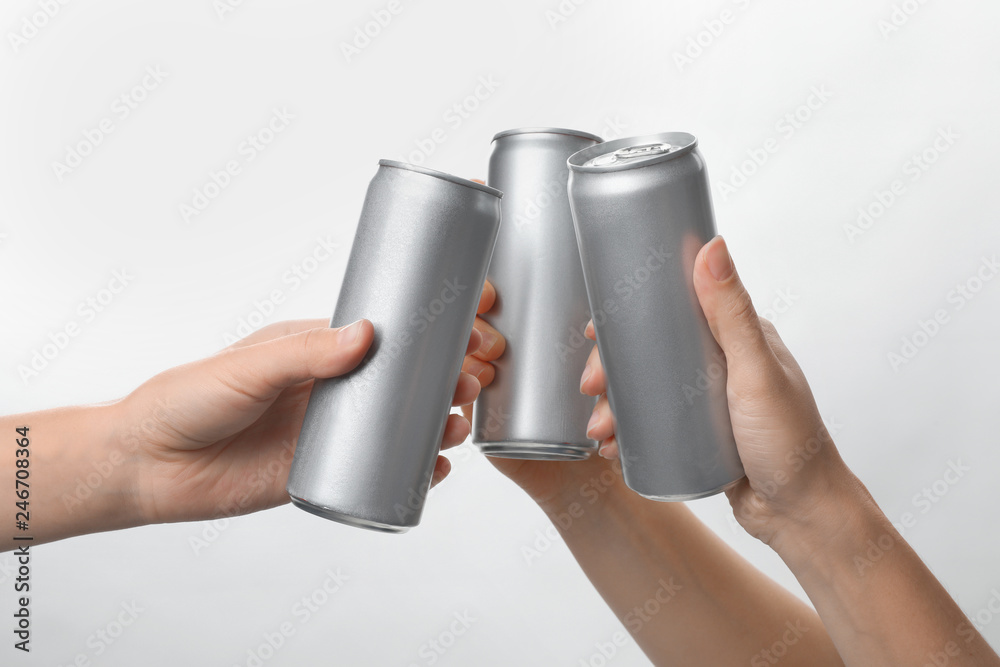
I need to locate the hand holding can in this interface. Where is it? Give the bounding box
[287,161,502,532]
[568,132,745,500]
[473,127,602,461]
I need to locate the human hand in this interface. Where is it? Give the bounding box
[460,280,616,511]
[460,280,506,422]
[115,305,488,526]
[582,236,853,545]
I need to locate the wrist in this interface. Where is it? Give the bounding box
[535,458,635,529]
[82,400,146,531]
[765,463,884,573]
[24,401,144,547]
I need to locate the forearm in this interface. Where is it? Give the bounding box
[771,468,999,666]
[538,470,843,666]
[0,403,141,551]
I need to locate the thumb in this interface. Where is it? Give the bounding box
[212,319,374,400]
[692,236,773,364]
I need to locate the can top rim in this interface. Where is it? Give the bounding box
[492,127,604,143]
[378,160,502,198]
[567,132,698,173]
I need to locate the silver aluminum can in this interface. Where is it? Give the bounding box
[474,127,602,461]
[287,160,502,532]
[567,132,745,500]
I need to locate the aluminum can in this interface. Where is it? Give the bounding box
[474,127,602,461]
[287,160,502,531]
[567,132,745,500]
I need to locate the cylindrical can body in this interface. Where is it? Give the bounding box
[567,132,745,500]
[474,128,602,461]
[287,160,502,531]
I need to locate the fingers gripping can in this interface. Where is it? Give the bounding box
[287,160,502,532]
[473,128,602,461]
[567,133,745,500]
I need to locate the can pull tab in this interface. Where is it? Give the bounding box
[586,143,676,167]
[615,143,674,159]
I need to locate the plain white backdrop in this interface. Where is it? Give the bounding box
[2,0,999,665]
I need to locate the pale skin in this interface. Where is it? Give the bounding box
[464,236,1000,666]
[3,239,997,665]
[0,306,502,549]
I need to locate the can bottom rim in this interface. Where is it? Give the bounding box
[289,496,410,534]
[478,442,596,462]
[633,475,746,503]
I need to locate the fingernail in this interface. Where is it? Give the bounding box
[479,329,500,354]
[586,410,600,438]
[337,320,365,344]
[705,236,734,282]
[580,364,593,392]
[598,443,612,459]
[469,328,483,352]
[472,362,493,385]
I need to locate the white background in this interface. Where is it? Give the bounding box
[2,0,999,665]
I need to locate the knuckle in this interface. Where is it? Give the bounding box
[726,290,759,325]
[298,328,328,367]
[758,317,779,337]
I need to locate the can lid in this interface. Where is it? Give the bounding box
[492,127,603,144]
[567,132,697,173]
[378,159,502,198]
